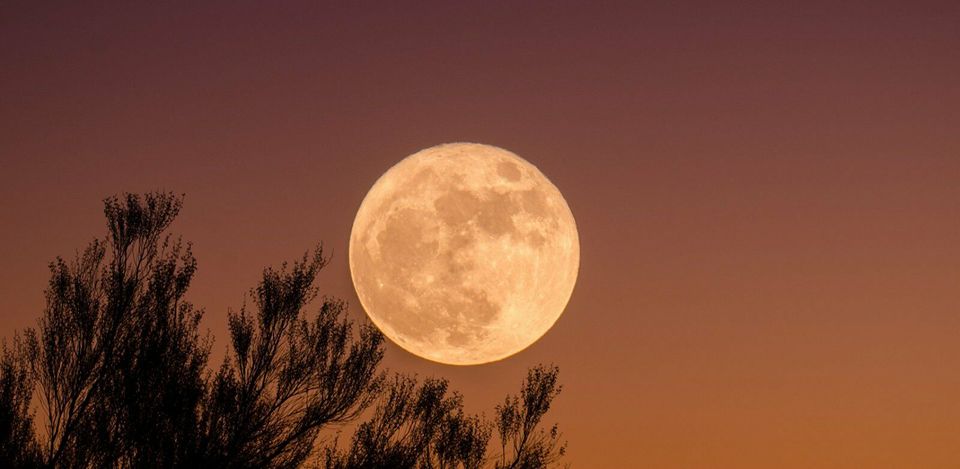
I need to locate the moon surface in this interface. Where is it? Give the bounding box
[349,143,579,365]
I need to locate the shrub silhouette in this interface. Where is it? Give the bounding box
[0,192,565,468]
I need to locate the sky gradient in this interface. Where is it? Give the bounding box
[2,1,959,466]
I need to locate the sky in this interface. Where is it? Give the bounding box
[1,1,959,466]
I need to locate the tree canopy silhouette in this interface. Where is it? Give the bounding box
[0,192,566,468]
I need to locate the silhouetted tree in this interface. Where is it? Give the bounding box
[325,365,564,469]
[324,375,491,469]
[0,338,40,467]
[22,193,208,467]
[197,251,385,467]
[494,366,565,469]
[0,192,566,469]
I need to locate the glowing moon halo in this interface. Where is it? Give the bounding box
[349,143,579,365]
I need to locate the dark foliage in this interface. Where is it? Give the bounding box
[0,338,40,467]
[325,375,491,469]
[494,366,565,469]
[198,252,385,468]
[0,192,566,468]
[326,365,564,469]
[22,193,207,468]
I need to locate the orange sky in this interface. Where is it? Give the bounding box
[2,2,959,466]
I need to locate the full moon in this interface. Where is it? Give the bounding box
[349,143,579,365]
